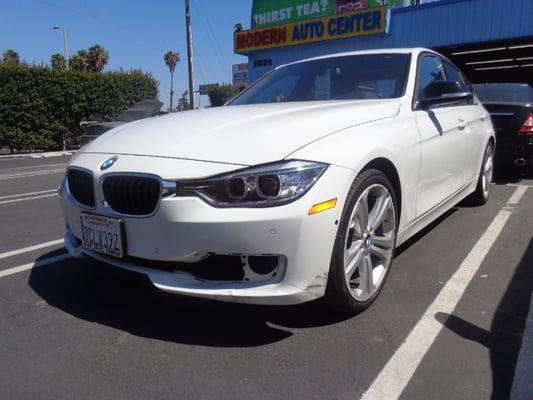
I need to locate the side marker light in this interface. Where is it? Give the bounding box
[309,198,337,216]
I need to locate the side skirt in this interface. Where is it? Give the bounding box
[396,178,478,247]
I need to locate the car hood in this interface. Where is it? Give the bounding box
[82,100,401,166]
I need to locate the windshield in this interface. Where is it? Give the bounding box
[472,83,533,104]
[229,54,410,106]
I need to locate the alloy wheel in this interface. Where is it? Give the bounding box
[343,184,396,302]
[482,145,494,199]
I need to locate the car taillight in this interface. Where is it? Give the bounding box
[518,113,533,135]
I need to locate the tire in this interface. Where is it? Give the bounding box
[325,169,398,315]
[466,142,494,206]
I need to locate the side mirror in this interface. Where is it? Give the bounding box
[418,80,473,109]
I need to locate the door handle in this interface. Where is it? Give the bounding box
[458,119,467,130]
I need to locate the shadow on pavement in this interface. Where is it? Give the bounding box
[436,238,533,400]
[28,253,351,348]
[396,208,457,257]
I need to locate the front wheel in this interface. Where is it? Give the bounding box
[325,169,398,315]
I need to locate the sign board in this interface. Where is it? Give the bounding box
[335,0,385,13]
[235,6,389,54]
[232,63,249,89]
[252,0,335,29]
[199,83,219,95]
[251,0,409,29]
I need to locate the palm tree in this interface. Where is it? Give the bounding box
[164,51,180,111]
[50,53,66,70]
[69,50,89,72]
[2,49,20,64]
[87,44,110,72]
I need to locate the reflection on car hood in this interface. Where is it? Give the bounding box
[81,100,401,166]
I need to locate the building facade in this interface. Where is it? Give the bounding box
[235,0,533,86]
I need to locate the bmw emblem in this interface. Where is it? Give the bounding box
[100,157,118,170]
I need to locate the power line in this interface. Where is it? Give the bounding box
[27,0,168,43]
[191,40,208,85]
[194,0,229,79]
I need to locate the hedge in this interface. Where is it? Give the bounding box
[0,64,158,152]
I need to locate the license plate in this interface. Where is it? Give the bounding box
[80,213,125,258]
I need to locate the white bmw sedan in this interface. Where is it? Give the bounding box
[60,48,495,314]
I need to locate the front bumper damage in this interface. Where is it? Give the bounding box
[59,152,354,305]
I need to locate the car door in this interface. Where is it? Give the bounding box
[441,60,483,183]
[414,54,467,217]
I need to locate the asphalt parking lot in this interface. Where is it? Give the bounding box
[0,155,532,400]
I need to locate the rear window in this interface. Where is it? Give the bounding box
[473,84,533,103]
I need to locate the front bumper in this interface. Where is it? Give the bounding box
[59,153,354,305]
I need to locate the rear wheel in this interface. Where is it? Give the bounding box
[467,142,494,206]
[326,169,397,315]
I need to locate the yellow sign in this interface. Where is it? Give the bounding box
[235,6,389,54]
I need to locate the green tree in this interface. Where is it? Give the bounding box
[50,53,66,71]
[2,49,20,64]
[0,63,158,153]
[177,90,190,111]
[163,51,180,112]
[208,84,238,107]
[69,50,89,72]
[87,44,110,72]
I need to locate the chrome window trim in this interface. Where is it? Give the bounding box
[99,172,176,219]
[65,166,97,210]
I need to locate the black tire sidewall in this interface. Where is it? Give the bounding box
[475,142,494,205]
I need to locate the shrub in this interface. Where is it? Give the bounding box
[207,84,239,107]
[0,63,158,152]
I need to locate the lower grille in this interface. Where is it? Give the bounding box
[67,169,95,208]
[102,175,161,216]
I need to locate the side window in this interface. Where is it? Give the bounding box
[417,55,444,99]
[442,61,469,92]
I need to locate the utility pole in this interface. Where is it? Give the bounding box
[184,0,195,109]
[53,24,69,150]
[53,25,69,70]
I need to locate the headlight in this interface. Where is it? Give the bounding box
[175,160,328,207]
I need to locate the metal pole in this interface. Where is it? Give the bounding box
[62,27,69,70]
[184,0,195,109]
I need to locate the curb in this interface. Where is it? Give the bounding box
[0,151,75,160]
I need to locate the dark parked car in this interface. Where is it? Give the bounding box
[472,83,533,172]
[80,100,165,145]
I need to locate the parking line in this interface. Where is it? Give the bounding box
[0,193,58,205]
[5,163,66,171]
[508,186,528,205]
[0,239,64,261]
[0,189,57,201]
[507,183,533,189]
[0,254,71,279]
[360,186,528,400]
[0,169,65,181]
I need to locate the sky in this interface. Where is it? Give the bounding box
[0,0,253,109]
